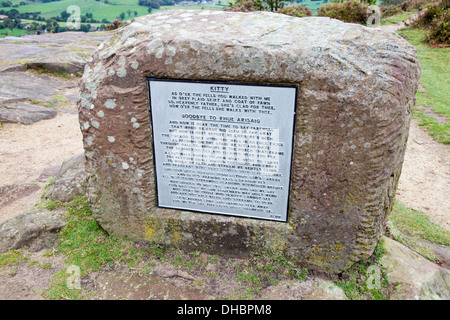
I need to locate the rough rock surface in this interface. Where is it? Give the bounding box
[42,153,87,203]
[0,103,57,125]
[381,237,450,300]
[27,53,87,75]
[0,184,41,209]
[0,72,67,106]
[78,10,421,273]
[0,208,66,254]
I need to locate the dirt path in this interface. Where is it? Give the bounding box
[379,13,419,33]
[0,111,83,224]
[397,119,449,229]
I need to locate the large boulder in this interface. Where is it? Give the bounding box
[78,10,420,273]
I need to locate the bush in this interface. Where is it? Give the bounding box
[317,0,369,25]
[279,5,312,17]
[225,0,264,12]
[412,1,450,46]
[105,19,127,31]
[425,8,450,45]
[226,0,285,12]
[418,3,443,25]
[380,4,404,18]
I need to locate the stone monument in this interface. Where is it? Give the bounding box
[78,10,421,273]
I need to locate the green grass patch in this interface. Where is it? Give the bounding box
[0,28,34,38]
[57,196,145,275]
[390,202,450,247]
[387,202,450,262]
[334,240,389,300]
[398,27,450,144]
[381,9,418,25]
[226,252,309,299]
[0,250,29,267]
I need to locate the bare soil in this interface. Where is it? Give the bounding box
[0,111,83,225]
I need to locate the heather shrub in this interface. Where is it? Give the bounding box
[317,0,369,25]
[380,4,404,17]
[413,1,450,45]
[279,5,312,17]
[425,7,450,45]
[225,0,264,12]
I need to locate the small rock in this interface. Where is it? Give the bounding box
[205,263,216,273]
[259,278,347,300]
[380,237,450,300]
[0,208,66,254]
[37,164,62,183]
[42,153,87,203]
[0,184,41,209]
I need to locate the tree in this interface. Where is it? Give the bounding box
[149,0,160,9]
[60,10,70,21]
[119,12,125,20]
[265,0,284,11]
[6,8,19,18]
[2,17,14,30]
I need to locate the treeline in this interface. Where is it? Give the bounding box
[0,9,107,33]
[0,8,113,23]
[0,0,62,7]
[138,0,208,11]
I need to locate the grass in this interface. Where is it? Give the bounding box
[15,0,147,20]
[387,202,450,263]
[36,196,316,299]
[334,240,389,300]
[41,196,150,299]
[397,27,450,144]
[390,202,450,246]
[0,250,29,267]
[0,28,34,38]
[56,196,145,274]
[381,9,418,25]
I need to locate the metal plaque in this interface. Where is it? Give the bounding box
[149,79,296,222]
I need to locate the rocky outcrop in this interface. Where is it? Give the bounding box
[0,208,66,253]
[78,10,421,273]
[27,53,87,75]
[381,237,450,300]
[0,103,57,125]
[0,31,111,124]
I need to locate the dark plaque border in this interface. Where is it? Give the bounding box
[148,78,297,223]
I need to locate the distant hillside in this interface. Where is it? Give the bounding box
[1,0,331,38]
